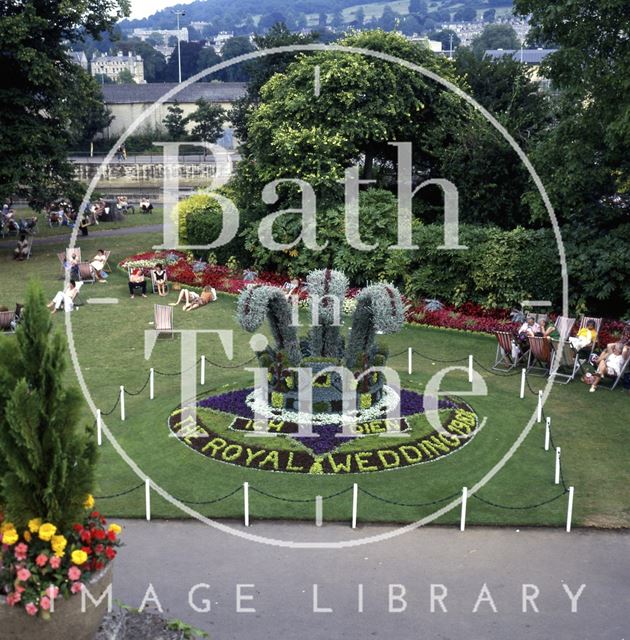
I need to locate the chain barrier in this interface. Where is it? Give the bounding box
[250,486,353,503]
[171,485,243,505]
[471,489,567,510]
[123,374,151,397]
[359,487,461,508]
[94,482,145,500]
[412,348,468,364]
[203,355,259,369]
[472,357,522,377]
[101,395,120,416]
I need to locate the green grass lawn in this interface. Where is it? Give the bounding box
[6,206,164,239]
[1,229,629,528]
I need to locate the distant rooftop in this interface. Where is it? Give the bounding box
[484,49,557,64]
[101,82,247,104]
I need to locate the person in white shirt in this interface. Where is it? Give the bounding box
[588,343,625,392]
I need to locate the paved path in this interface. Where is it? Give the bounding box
[111,520,629,640]
[0,224,161,249]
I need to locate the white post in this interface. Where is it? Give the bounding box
[460,487,468,532]
[315,495,323,527]
[468,354,473,383]
[145,478,151,521]
[520,368,526,399]
[351,483,358,529]
[96,409,102,446]
[149,368,155,400]
[555,447,561,485]
[120,386,125,421]
[537,390,543,423]
[544,417,551,451]
[243,482,250,527]
[200,355,206,386]
[566,486,574,533]
[407,347,412,375]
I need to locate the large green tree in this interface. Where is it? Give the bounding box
[0,0,129,206]
[0,282,97,528]
[471,24,521,57]
[185,99,227,151]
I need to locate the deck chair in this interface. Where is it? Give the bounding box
[72,281,85,308]
[23,235,33,260]
[150,269,169,294]
[78,262,95,284]
[527,336,553,376]
[154,304,174,338]
[595,351,630,391]
[102,250,113,273]
[554,316,575,341]
[492,330,526,371]
[571,315,602,374]
[0,310,16,333]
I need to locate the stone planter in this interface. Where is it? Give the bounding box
[0,563,113,640]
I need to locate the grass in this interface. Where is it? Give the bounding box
[4,207,164,239]
[1,228,629,528]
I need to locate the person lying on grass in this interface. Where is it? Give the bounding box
[586,343,625,392]
[169,286,217,311]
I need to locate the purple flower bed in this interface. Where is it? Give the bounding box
[197,388,456,454]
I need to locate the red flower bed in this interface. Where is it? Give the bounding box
[119,252,625,346]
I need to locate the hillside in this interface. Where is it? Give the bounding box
[122,0,515,32]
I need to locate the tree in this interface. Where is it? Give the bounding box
[0,0,129,206]
[163,40,205,81]
[482,8,496,22]
[168,35,178,47]
[429,29,461,51]
[379,6,399,31]
[400,15,424,36]
[117,68,135,83]
[185,99,227,152]
[354,8,365,27]
[409,0,428,18]
[72,74,114,144]
[259,11,287,31]
[471,24,520,56]
[114,39,167,83]
[147,31,164,46]
[432,9,452,23]
[197,46,222,79]
[0,282,97,528]
[219,36,257,81]
[163,102,188,140]
[453,7,477,22]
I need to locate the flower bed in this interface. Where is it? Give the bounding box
[0,497,120,618]
[118,252,626,346]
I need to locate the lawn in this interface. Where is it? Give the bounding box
[1,228,629,529]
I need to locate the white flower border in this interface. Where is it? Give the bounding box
[245,385,401,427]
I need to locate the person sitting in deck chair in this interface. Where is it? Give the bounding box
[596,322,630,361]
[169,286,216,311]
[128,267,147,298]
[47,280,79,314]
[13,233,30,260]
[586,343,625,392]
[90,249,108,282]
[569,320,597,351]
[538,316,559,340]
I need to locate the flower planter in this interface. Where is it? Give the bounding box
[0,563,113,640]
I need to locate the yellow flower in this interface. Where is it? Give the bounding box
[2,528,19,546]
[38,523,57,542]
[71,550,88,565]
[27,518,42,533]
[108,523,122,535]
[0,521,15,534]
[51,534,67,557]
[83,494,95,509]
[23,531,32,543]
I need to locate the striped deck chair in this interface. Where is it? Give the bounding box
[78,262,95,284]
[154,304,174,338]
[0,310,16,333]
[554,316,575,341]
[492,330,525,371]
[150,269,168,294]
[527,336,553,376]
[102,250,113,273]
[596,351,630,391]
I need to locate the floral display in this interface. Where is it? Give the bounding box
[170,388,474,473]
[0,499,121,618]
[119,252,624,346]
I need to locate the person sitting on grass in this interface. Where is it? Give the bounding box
[47,280,78,314]
[169,285,216,311]
[13,233,29,261]
[586,343,625,392]
[153,263,167,296]
[90,249,108,283]
[140,197,153,214]
[128,267,147,299]
[569,320,598,351]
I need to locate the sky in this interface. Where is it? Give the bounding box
[129,0,199,20]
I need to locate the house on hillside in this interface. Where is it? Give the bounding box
[92,51,146,84]
[100,82,248,145]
